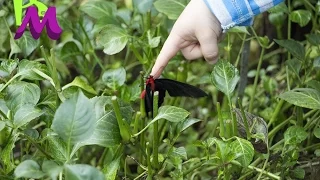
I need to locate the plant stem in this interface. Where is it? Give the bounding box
[217,102,225,138]
[268,117,292,139]
[146,142,153,179]
[231,161,280,180]
[249,47,265,112]
[268,99,285,127]
[153,92,159,169]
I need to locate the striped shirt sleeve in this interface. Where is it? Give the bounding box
[203,0,284,30]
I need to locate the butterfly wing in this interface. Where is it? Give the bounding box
[144,83,154,117]
[155,79,208,97]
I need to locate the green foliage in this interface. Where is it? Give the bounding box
[0,0,319,179]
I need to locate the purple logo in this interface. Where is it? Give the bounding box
[13,0,62,40]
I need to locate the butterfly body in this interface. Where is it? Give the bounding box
[141,76,208,117]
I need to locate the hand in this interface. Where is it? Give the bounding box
[150,0,223,78]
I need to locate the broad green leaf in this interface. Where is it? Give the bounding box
[42,129,68,161]
[211,60,240,96]
[228,26,250,35]
[286,59,301,78]
[16,33,40,56]
[313,57,320,69]
[0,59,18,77]
[63,77,97,95]
[154,0,187,20]
[14,105,43,128]
[171,147,187,160]
[51,91,96,144]
[14,160,45,179]
[292,167,305,179]
[230,137,254,167]
[0,18,8,52]
[24,129,39,139]
[284,126,308,145]
[268,2,288,13]
[92,16,119,35]
[80,0,116,19]
[104,157,120,180]
[96,25,128,55]
[279,88,320,109]
[60,41,81,61]
[314,128,320,139]
[6,82,41,113]
[0,99,9,117]
[290,10,312,27]
[274,39,305,61]
[209,138,233,163]
[17,59,48,80]
[147,30,161,48]
[177,118,202,133]
[9,38,21,59]
[102,67,126,90]
[306,34,320,46]
[64,164,105,180]
[133,0,154,14]
[154,106,190,122]
[42,161,63,180]
[0,133,19,173]
[269,12,287,27]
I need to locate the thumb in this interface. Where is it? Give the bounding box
[150,33,181,78]
[197,30,219,64]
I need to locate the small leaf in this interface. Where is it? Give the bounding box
[211,60,240,96]
[103,157,120,180]
[274,39,305,60]
[6,82,41,113]
[9,38,21,59]
[314,128,320,139]
[171,147,187,160]
[306,34,320,46]
[14,105,43,128]
[177,118,202,133]
[230,137,254,167]
[284,126,308,145]
[102,67,126,90]
[307,80,320,92]
[96,25,128,55]
[279,88,320,109]
[285,59,301,78]
[16,33,40,56]
[42,129,68,162]
[0,59,18,77]
[290,10,312,27]
[63,77,97,95]
[0,121,5,132]
[228,26,250,35]
[64,164,105,180]
[51,91,96,144]
[268,2,289,13]
[154,105,190,122]
[14,160,45,179]
[154,0,187,20]
[17,59,48,80]
[269,12,287,27]
[80,0,116,19]
[315,149,320,157]
[133,0,154,14]
[42,161,63,180]
[313,57,320,70]
[291,167,305,179]
[0,133,18,173]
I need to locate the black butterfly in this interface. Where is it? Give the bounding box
[140,76,208,117]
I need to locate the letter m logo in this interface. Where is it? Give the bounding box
[14,6,62,40]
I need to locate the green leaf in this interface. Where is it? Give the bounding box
[64,164,105,180]
[9,38,21,59]
[154,105,190,122]
[177,118,202,133]
[0,18,8,52]
[171,147,187,160]
[0,121,5,132]
[209,138,233,163]
[80,0,116,19]
[96,25,128,55]
[290,10,312,27]
[92,16,119,35]
[14,160,45,179]
[314,128,320,139]
[6,82,41,113]
[133,0,154,14]
[230,137,254,167]
[63,77,97,95]
[17,59,48,80]
[313,57,320,70]
[284,126,308,145]
[269,12,287,27]
[0,133,19,173]
[306,34,320,46]
[315,149,320,157]
[279,88,320,109]
[228,26,250,35]
[42,161,63,180]
[285,59,301,78]
[0,59,18,77]
[154,0,187,20]
[291,167,305,179]
[51,91,96,144]
[14,104,43,128]
[42,129,68,162]
[102,67,126,90]
[274,39,305,61]
[268,2,289,13]
[307,80,320,92]
[211,60,240,96]
[16,33,40,56]
[103,157,120,180]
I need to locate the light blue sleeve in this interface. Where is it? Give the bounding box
[203,0,284,30]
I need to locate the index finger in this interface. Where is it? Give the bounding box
[150,33,181,78]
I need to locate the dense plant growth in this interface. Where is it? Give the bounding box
[0,0,320,179]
